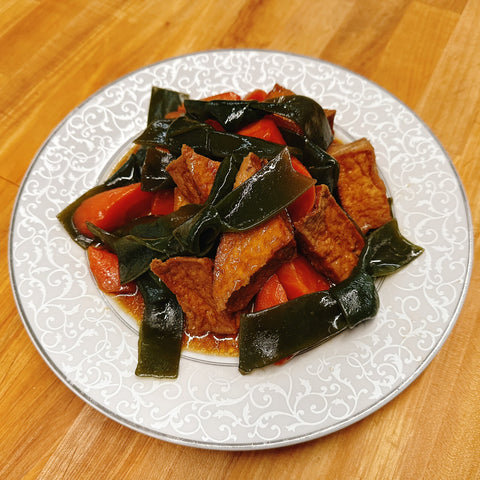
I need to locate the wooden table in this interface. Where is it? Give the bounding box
[1,1,479,478]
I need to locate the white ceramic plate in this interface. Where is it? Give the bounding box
[9,50,473,450]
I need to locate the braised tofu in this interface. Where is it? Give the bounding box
[233,152,266,188]
[166,144,220,204]
[173,187,190,210]
[150,257,238,336]
[212,152,295,312]
[213,212,296,312]
[295,184,365,283]
[330,138,391,233]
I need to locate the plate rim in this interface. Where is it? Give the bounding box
[8,48,474,450]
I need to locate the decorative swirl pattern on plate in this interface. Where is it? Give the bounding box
[9,50,472,450]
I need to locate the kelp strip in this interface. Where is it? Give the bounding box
[183,94,334,150]
[135,271,184,378]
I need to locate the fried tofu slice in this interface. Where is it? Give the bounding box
[166,145,220,204]
[233,152,267,188]
[330,138,392,233]
[150,257,238,336]
[213,153,296,313]
[213,213,296,312]
[295,184,365,283]
[173,187,190,210]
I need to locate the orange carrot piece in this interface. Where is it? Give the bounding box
[72,183,155,237]
[287,157,316,222]
[276,255,330,300]
[254,274,288,312]
[151,189,175,216]
[237,117,287,145]
[87,246,137,294]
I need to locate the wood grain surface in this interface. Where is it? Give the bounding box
[1,1,479,479]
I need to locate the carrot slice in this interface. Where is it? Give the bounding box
[205,119,225,131]
[254,274,288,312]
[237,117,286,145]
[243,89,268,101]
[254,273,293,366]
[72,182,155,237]
[287,157,316,222]
[276,255,330,300]
[87,246,137,294]
[151,189,175,216]
[265,84,295,99]
[201,91,241,101]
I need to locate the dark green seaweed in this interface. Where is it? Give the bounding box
[279,131,339,192]
[238,248,380,374]
[365,219,425,277]
[86,225,159,283]
[135,271,184,379]
[115,204,203,238]
[330,268,379,328]
[215,148,315,230]
[104,147,147,189]
[133,118,173,149]
[239,292,345,374]
[205,154,242,205]
[259,95,334,151]
[135,115,292,160]
[140,147,175,191]
[181,95,339,189]
[183,95,334,151]
[147,86,189,125]
[302,139,339,193]
[184,99,264,131]
[172,148,315,255]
